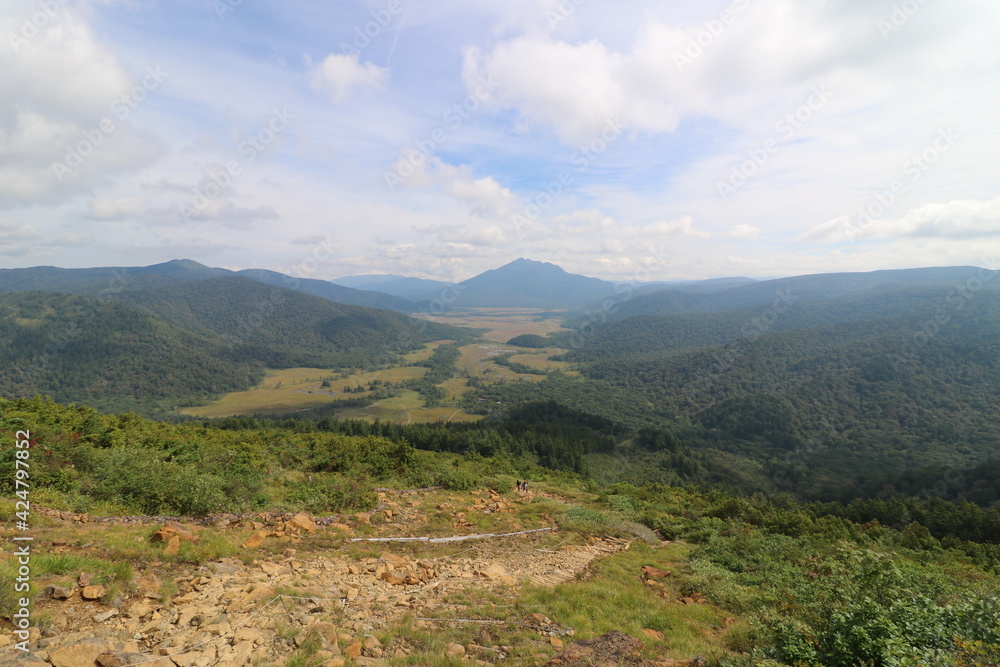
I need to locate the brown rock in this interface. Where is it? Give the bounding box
[550,636,564,649]
[242,531,267,549]
[82,585,107,600]
[354,512,371,525]
[344,641,363,659]
[151,524,176,542]
[50,643,113,667]
[135,573,162,598]
[479,562,510,580]
[641,565,671,579]
[287,513,317,532]
[380,551,408,566]
[363,636,382,650]
[163,535,180,556]
[47,585,75,600]
[640,628,665,640]
[380,569,407,585]
[330,523,351,532]
[446,643,466,656]
[97,651,149,667]
[323,660,346,667]
[78,572,94,587]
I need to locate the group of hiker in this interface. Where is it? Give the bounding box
[515,479,530,493]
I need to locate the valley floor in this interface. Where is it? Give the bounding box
[180,309,576,423]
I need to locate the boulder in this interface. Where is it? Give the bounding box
[163,535,180,556]
[135,573,162,599]
[286,513,317,532]
[81,585,107,600]
[242,531,267,549]
[49,642,113,667]
[47,585,75,600]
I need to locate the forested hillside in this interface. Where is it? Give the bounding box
[0,280,468,415]
[470,281,1000,506]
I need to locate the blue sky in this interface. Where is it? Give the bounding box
[2,0,998,281]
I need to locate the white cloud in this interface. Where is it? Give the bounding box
[0,2,167,208]
[0,221,42,257]
[309,53,388,101]
[727,224,761,239]
[805,195,1000,244]
[88,196,149,220]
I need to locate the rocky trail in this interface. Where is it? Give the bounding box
[0,488,697,667]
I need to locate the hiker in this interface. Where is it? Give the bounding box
[516,479,522,492]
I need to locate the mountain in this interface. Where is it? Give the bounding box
[0,277,467,414]
[0,290,262,414]
[447,258,617,309]
[0,259,418,312]
[562,282,1000,363]
[234,268,416,311]
[332,274,453,299]
[121,276,459,366]
[602,265,987,319]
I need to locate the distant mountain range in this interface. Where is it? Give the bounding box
[0,259,417,312]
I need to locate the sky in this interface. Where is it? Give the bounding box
[1,0,999,282]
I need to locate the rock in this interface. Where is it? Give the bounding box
[344,641,363,659]
[354,513,371,525]
[330,523,351,532]
[168,650,200,667]
[242,531,267,549]
[363,636,382,650]
[550,636,564,648]
[151,525,177,542]
[135,573,162,598]
[641,565,671,579]
[380,569,407,586]
[479,562,509,579]
[380,552,408,566]
[47,585,74,600]
[323,660,346,667]
[446,643,466,656]
[96,653,146,667]
[640,628,664,640]
[81,585,107,600]
[286,513,317,532]
[50,642,113,667]
[163,535,180,556]
[93,610,118,623]
[78,572,94,587]
[233,627,263,644]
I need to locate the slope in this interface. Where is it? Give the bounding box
[445,258,616,309]
[0,259,417,312]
